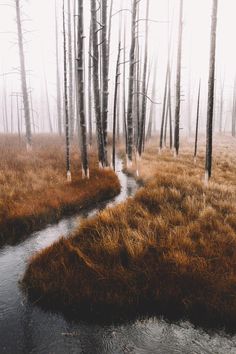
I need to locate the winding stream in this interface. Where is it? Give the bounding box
[0,159,235,354]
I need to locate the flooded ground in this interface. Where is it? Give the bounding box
[0,159,235,354]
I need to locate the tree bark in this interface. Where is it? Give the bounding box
[174,0,183,156]
[194,80,201,160]
[112,42,121,170]
[205,0,218,182]
[63,0,71,182]
[55,1,62,136]
[138,0,150,157]
[68,0,74,139]
[15,0,32,149]
[126,0,138,165]
[90,0,105,166]
[77,0,89,178]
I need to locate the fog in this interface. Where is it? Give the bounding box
[0,0,235,135]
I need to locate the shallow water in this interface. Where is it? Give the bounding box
[0,159,235,354]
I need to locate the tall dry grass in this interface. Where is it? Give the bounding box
[0,135,120,245]
[23,135,236,329]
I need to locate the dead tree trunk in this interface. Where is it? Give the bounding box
[146,64,157,141]
[15,0,32,149]
[160,65,169,151]
[219,81,224,133]
[91,0,105,166]
[88,22,93,146]
[55,1,62,136]
[205,0,218,183]
[123,20,128,152]
[44,74,53,133]
[112,42,121,170]
[77,0,89,178]
[138,0,150,157]
[174,0,183,156]
[101,0,109,165]
[126,0,138,165]
[68,0,74,139]
[63,0,71,182]
[194,80,201,161]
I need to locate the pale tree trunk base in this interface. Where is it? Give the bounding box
[26,143,32,152]
[204,170,209,186]
[67,171,72,183]
[126,156,132,168]
[194,156,197,165]
[82,168,90,179]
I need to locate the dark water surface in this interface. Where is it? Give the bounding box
[0,160,235,354]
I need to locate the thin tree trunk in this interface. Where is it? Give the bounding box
[15,0,32,149]
[174,0,183,156]
[168,65,173,150]
[146,64,157,141]
[55,1,62,136]
[194,80,201,161]
[91,0,105,166]
[68,0,74,139]
[112,42,121,170]
[219,81,224,133]
[88,22,93,146]
[77,0,89,178]
[160,65,169,150]
[126,0,138,165]
[101,0,109,165]
[123,20,128,152]
[63,0,71,182]
[205,0,218,183]
[138,0,150,157]
[44,74,53,133]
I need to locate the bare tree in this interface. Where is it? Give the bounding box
[126,0,138,165]
[194,80,201,162]
[15,0,32,149]
[90,0,105,166]
[174,0,183,156]
[112,42,121,170]
[138,0,150,157]
[76,0,89,178]
[67,0,74,139]
[55,1,62,136]
[101,0,109,165]
[63,0,71,182]
[205,0,218,183]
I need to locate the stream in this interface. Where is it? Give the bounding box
[0,159,235,354]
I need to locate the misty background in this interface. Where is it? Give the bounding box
[0,0,235,135]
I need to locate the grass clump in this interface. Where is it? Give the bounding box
[22,136,236,330]
[0,135,120,245]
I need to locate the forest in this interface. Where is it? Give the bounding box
[0,0,236,353]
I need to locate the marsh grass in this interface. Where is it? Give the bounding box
[23,135,236,330]
[0,135,120,245]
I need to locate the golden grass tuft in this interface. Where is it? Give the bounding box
[23,135,236,329]
[0,135,120,245]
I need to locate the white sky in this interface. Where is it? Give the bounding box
[0,0,236,133]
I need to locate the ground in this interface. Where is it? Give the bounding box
[22,135,236,330]
[0,135,120,246]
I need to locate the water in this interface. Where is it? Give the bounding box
[0,159,235,354]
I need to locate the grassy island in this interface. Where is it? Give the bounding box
[22,137,236,329]
[0,135,120,246]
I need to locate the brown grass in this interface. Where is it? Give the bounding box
[0,135,120,246]
[22,135,236,329]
